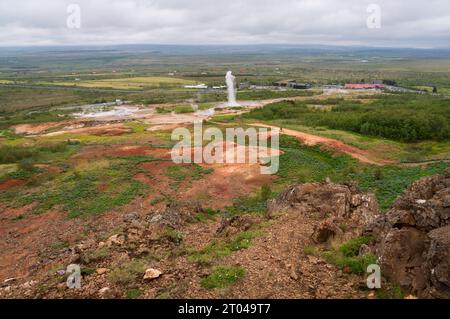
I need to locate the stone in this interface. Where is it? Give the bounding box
[307,256,319,264]
[423,225,450,298]
[96,268,109,275]
[366,168,450,298]
[378,227,428,292]
[106,234,125,246]
[268,182,380,240]
[312,220,341,243]
[3,278,17,285]
[2,286,11,293]
[143,268,163,280]
[367,291,376,299]
[123,212,139,222]
[98,287,112,297]
[343,267,352,274]
[147,202,204,228]
[359,244,371,256]
[149,214,163,223]
[216,215,261,238]
[290,270,298,280]
[22,280,37,289]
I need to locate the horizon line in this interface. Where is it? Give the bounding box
[1,43,449,51]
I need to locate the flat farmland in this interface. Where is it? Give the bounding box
[43,76,197,90]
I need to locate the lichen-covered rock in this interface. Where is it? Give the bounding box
[146,201,201,228]
[312,220,343,243]
[366,168,450,299]
[377,227,428,294]
[216,215,261,238]
[267,182,380,241]
[423,225,450,298]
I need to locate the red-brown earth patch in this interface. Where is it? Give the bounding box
[0,204,126,282]
[0,179,25,191]
[72,145,171,161]
[44,123,132,137]
[180,163,276,209]
[12,122,67,135]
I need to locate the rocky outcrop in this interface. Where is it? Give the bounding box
[267,182,380,243]
[367,168,450,298]
[216,215,262,238]
[146,202,202,229]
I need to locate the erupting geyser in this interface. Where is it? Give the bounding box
[226,71,240,107]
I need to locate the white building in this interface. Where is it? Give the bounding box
[184,84,208,89]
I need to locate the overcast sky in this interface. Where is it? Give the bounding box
[1,0,449,48]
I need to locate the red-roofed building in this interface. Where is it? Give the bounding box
[344,83,385,90]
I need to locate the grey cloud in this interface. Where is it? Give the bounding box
[0,0,449,47]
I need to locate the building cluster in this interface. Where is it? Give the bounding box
[344,83,385,90]
[273,80,311,89]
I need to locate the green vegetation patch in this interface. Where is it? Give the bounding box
[322,236,377,274]
[108,259,146,285]
[275,135,449,211]
[375,285,405,299]
[165,164,213,188]
[0,141,80,183]
[339,236,373,257]
[200,266,246,289]
[189,230,258,265]
[195,208,221,223]
[243,94,450,142]
[227,185,274,215]
[238,89,317,101]
[126,288,142,299]
[174,105,195,114]
[354,162,449,210]
[0,154,154,218]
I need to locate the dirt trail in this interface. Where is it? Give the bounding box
[181,211,366,299]
[251,123,393,166]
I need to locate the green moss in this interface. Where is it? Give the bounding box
[339,236,373,257]
[323,251,377,274]
[12,214,25,221]
[322,237,378,274]
[126,288,141,299]
[200,266,245,289]
[303,245,318,256]
[165,164,213,188]
[81,267,96,276]
[81,246,111,263]
[375,285,405,299]
[189,230,258,265]
[195,208,220,223]
[108,259,146,285]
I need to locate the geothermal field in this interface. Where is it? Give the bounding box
[0,43,449,302]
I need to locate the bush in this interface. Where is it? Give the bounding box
[260,184,272,202]
[323,237,377,274]
[174,105,194,114]
[243,95,450,142]
[0,145,35,164]
[339,236,373,257]
[323,251,377,274]
[18,158,35,172]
